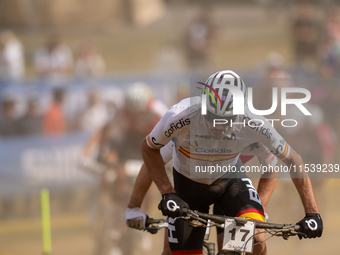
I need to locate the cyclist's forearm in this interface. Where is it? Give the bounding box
[284,148,319,213]
[128,163,153,208]
[291,177,318,213]
[257,176,277,210]
[141,138,175,195]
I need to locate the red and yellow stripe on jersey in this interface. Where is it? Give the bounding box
[172,250,202,255]
[179,146,242,162]
[146,134,161,149]
[276,142,290,159]
[236,208,265,222]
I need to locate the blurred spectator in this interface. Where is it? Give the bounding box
[153,42,186,74]
[264,51,291,79]
[78,90,109,132]
[43,88,66,136]
[287,103,337,203]
[17,98,42,136]
[34,35,73,78]
[0,30,25,80]
[319,35,340,76]
[0,97,19,137]
[183,14,215,70]
[320,84,340,134]
[253,52,292,116]
[319,7,340,76]
[289,104,337,166]
[291,2,321,67]
[324,6,340,42]
[74,43,106,76]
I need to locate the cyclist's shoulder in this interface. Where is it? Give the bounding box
[240,107,276,129]
[165,96,201,117]
[170,96,201,110]
[148,98,168,117]
[238,108,282,142]
[241,107,268,123]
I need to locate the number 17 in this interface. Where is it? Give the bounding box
[229,228,250,241]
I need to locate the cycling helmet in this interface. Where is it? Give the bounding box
[125,82,154,113]
[201,70,247,117]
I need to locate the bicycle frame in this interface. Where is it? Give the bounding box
[145,218,216,255]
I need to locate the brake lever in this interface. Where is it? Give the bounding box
[174,210,208,226]
[188,210,200,219]
[189,210,208,224]
[144,226,159,234]
[174,209,199,222]
[174,215,191,222]
[271,227,306,240]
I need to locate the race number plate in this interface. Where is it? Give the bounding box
[222,219,255,254]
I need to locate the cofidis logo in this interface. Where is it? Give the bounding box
[197,72,312,128]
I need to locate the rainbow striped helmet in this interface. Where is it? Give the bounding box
[201,70,247,117]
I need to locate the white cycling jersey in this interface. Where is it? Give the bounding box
[160,139,277,167]
[160,139,175,164]
[240,142,278,167]
[147,97,289,184]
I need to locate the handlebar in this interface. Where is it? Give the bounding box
[144,209,302,239]
[146,218,163,225]
[255,221,300,231]
[144,217,168,234]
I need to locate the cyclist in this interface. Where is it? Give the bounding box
[140,70,323,255]
[80,83,168,255]
[98,82,168,163]
[125,140,278,254]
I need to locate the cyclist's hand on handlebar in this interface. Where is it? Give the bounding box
[125,207,147,230]
[296,213,323,239]
[158,193,189,218]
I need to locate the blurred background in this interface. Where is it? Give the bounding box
[0,0,340,254]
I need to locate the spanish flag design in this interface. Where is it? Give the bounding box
[276,142,290,159]
[147,134,161,149]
